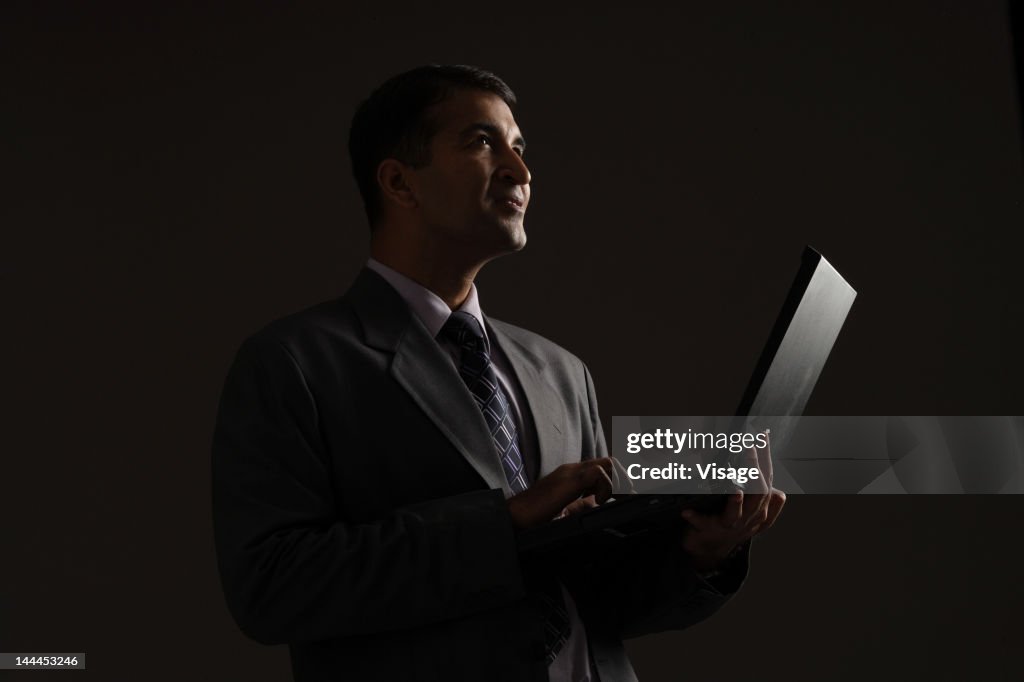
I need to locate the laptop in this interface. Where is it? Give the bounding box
[518,246,857,553]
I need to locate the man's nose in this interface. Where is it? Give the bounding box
[497,147,531,186]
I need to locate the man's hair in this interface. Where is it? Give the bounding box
[348,64,517,228]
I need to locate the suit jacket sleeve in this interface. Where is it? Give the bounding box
[211,335,527,645]
[573,362,750,639]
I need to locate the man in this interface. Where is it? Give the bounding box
[212,64,784,682]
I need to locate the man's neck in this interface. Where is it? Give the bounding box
[369,248,480,310]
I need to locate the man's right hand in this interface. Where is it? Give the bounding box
[506,458,615,530]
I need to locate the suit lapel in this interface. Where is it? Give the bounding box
[348,269,510,493]
[486,319,569,478]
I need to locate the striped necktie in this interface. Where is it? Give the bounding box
[440,311,528,493]
[439,311,570,662]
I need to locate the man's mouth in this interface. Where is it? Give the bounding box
[495,196,525,212]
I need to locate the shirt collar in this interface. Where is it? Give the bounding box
[366,258,489,342]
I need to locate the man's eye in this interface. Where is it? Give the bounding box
[476,135,492,147]
[513,147,525,157]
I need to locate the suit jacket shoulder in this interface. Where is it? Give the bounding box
[239,296,356,358]
[486,317,577,361]
[485,316,599,414]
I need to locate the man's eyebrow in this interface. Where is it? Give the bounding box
[458,122,526,150]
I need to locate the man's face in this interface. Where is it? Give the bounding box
[408,89,531,259]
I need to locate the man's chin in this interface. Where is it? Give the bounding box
[461,218,527,262]
[487,218,527,252]
[503,225,527,254]
[509,222,527,249]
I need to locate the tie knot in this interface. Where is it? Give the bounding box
[440,311,489,354]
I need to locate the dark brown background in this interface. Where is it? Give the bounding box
[3,1,1023,680]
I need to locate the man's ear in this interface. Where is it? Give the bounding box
[376,159,419,211]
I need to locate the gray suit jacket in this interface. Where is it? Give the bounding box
[212,268,746,682]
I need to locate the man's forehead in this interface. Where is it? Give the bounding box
[431,90,521,136]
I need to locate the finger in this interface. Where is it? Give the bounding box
[608,456,632,492]
[737,502,771,541]
[745,446,769,495]
[578,458,614,478]
[585,460,614,504]
[681,507,714,532]
[577,494,599,510]
[757,430,774,488]
[740,492,769,530]
[760,488,786,531]
[558,499,583,518]
[553,460,613,510]
[558,495,599,518]
[736,452,766,512]
[738,521,763,543]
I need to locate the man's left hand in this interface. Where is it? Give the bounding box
[681,487,785,574]
[680,435,785,574]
